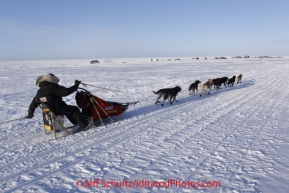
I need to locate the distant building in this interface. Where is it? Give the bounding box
[219,57,227,59]
[234,56,242,59]
[244,55,250,58]
[175,58,180,61]
[255,56,269,58]
[151,58,158,62]
[90,60,99,64]
[214,57,219,59]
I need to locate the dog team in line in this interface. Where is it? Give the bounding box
[153,74,243,106]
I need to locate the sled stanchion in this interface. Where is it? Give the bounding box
[51,116,57,139]
[40,104,71,139]
[90,98,105,125]
[51,111,71,136]
[44,124,47,134]
[91,96,114,122]
[93,105,104,125]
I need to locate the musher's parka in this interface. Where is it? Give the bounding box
[27,74,88,128]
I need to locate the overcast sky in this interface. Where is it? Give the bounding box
[0,0,288,60]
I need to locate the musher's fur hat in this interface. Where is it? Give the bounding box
[36,73,59,87]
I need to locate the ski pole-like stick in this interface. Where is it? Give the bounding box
[81,83,122,93]
[0,116,27,124]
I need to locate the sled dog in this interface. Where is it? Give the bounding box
[200,79,212,97]
[237,74,243,84]
[153,86,182,106]
[189,80,201,95]
[216,76,229,90]
[227,76,236,87]
[211,78,219,89]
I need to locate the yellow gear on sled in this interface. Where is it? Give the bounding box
[40,105,68,139]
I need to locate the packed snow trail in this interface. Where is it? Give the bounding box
[0,58,288,192]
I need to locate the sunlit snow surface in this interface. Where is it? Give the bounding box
[0,57,288,192]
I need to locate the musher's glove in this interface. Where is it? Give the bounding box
[25,114,33,118]
[75,80,81,88]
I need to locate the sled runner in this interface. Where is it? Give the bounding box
[75,88,138,125]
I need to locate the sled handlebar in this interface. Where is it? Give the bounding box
[77,87,90,93]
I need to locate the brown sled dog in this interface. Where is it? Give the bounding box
[189,80,201,95]
[237,74,243,84]
[200,79,212,97]
[153,86,182,106]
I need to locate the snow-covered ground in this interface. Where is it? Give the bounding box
[0,57,288,192]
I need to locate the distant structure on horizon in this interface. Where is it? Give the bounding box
[233,56,250,59]
[90,60,99,64]
[254,56,283,58]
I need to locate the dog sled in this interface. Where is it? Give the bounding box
[75,88,138,124]
[41,88,138,139]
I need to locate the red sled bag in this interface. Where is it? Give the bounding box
[75,89,134,123]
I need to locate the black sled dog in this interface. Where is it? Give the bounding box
[189,80,202,95]
[153,86,182,106]
[227,76,236,87]
[216,76,229,90]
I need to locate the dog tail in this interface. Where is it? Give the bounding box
[153,91,158,94]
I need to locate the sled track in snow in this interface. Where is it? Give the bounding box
[0,67,285,192]
[108,69,286,188]
[0,65,274,147]
[222,79,289,191]
[1,79,258,191]
[184,72,289,192]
